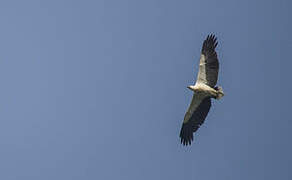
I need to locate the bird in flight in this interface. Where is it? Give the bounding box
[180,34,224,146]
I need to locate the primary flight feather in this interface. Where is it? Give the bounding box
[180,34,224,146]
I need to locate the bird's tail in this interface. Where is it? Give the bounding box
[215,86,224,99]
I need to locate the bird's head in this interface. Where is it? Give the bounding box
[187,85,196,91]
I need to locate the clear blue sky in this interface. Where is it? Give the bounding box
[0,0,291,179]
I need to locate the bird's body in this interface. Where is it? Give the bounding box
[189,83,218,98]
[180,34,224,146]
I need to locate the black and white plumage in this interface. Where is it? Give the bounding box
[180,34,224,146]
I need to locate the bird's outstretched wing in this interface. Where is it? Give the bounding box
[196,34,219,88]
[180,96,211,146]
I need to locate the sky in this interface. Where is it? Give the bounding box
[0,0,291,179]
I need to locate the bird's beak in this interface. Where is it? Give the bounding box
[187,86,192,90]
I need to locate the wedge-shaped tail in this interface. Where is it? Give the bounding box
[215,86,224,99]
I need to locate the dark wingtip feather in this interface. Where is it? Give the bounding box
[180,124,194,146]
[201,34,218,56]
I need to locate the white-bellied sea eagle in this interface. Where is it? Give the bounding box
[180,34,224,146]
